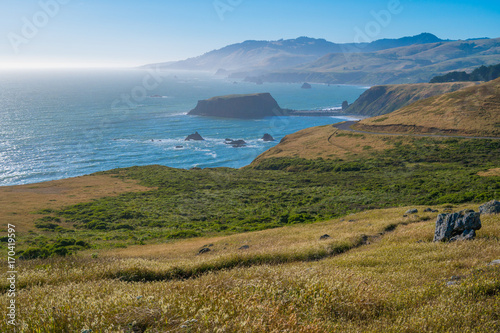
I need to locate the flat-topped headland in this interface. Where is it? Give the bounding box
[188,93,284,119]
[188,92,344,118]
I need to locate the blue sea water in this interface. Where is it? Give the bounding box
[0,69,367,186]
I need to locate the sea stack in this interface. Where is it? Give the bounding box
[185,132,204,141]
[188,93,283,119]
[261,133,275,141]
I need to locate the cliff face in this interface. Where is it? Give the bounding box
[345,82,476,116]
[188,93,283,119]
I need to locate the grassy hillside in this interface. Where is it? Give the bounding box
[4,135,499,260]
[2,203,499,332]
[344,82,476,116]
[355,77,500,137]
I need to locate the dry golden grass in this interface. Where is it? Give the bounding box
[478,168,500,177]
[2,204,498,332]
[346,81,476,116]
[0,174,154,231]
[356,78,500,137]
[250,125,414,163]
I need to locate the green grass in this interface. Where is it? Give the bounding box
[18,137,499,257]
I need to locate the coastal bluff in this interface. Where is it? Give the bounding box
[188,93,283,119]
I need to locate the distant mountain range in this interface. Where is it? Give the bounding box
[144,33,500,85]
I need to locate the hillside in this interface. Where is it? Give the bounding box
[144,33,446,74]
[2,186,500,331]
[344,82,476,116]
[354,77,500,137]
[246,37,500,85]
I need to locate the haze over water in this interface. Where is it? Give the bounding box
[0,69,367,186]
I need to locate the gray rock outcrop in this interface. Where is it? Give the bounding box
[185,132,204,141]
[406,208,418,214]
[301,82,312,89]
[479,200,500,215]
[262,133,275,141]
[433,210,481,242]
[224,139,246,147]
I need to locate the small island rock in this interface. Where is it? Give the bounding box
[188,93,283,119]
[185,132,204,141]
[301,82,312,89]
[261,133,275,141]
[225,139,246,147]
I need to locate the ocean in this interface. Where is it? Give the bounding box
[0,69,367,186]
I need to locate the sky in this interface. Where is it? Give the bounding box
[0,0,499,68]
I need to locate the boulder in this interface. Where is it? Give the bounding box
[185,132,204,141]
[301,82,312,89]
[319,234,331,240]
[188,93,283,118]
[198,247,211,255]
[479,200,500,215]
[433,210,481,242]
[239,245,250,250]
[489,259,500,266]
[224,139,246,147]
[262,133,275,141]
[406,209,418,214]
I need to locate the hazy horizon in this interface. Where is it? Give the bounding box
[0,0,499,69]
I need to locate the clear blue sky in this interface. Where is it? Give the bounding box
[0,0,499,68]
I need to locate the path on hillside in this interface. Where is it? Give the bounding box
[333,121,500,140]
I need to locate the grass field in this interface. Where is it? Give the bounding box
[1,204,499,332]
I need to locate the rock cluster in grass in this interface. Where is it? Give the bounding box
[479,200,500,215]
[433,210,481,242]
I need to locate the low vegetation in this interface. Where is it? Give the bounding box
[12,136,500,258]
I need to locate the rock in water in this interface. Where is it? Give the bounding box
[301,82,312,89]
[224,139,246,147]
[479,200,500,215]
[185,132,204,141]
[188,93,283,119]
[433,210,481,242]
[261,133,275,141]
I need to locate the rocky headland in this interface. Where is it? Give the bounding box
[188,93,284,119]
